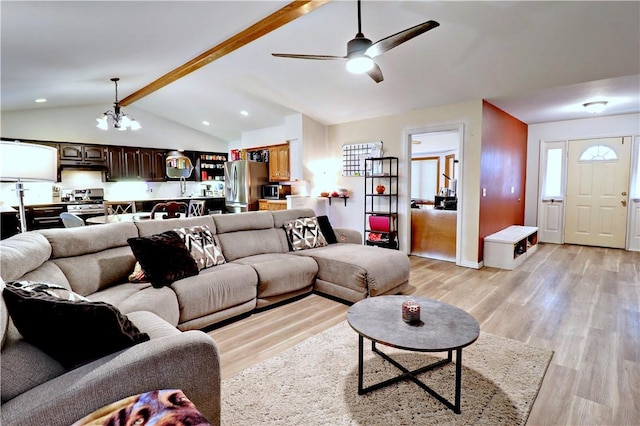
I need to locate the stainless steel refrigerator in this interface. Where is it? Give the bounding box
[224,160,269,212]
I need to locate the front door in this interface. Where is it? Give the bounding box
[565,137,631,248]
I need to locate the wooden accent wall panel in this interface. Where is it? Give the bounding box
[478,101,528,262]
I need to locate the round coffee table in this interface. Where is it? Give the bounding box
[347,295,480,414]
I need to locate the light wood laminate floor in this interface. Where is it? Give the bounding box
[208,243,640,425]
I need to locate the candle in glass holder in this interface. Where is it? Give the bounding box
[402,299,421,323]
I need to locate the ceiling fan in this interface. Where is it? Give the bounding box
[272,0,439,83]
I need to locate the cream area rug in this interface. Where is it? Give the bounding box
[221,321,553,425]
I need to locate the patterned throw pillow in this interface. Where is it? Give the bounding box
[283,217,328,251]
[173,225,226,270]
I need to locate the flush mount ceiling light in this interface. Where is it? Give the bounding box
[583,101,608,114]
[96,78,141,131]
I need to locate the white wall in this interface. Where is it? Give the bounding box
[328,100,483,267]
[526,113,640,226]
[1,104,229,151]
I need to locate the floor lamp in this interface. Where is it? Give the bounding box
[0,141,58,232]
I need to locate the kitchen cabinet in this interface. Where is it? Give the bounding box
[106,146,140,180]
[139,149,166,182]
[258,199,287,211]
[268,144,290,181]
[59,143,107,166]
[26,205,66,230]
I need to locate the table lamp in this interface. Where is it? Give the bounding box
[0,141,57,232]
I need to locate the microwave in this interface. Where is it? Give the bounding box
[262,184,291,200]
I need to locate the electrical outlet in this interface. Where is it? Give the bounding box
[482,187,486,196]
[511,186,515,194]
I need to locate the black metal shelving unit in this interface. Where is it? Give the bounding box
[364,157,399,249]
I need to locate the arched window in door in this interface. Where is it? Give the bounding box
[579,145,618,161]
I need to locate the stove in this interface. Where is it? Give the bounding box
[66,188,105,215]
[67,203,105,215]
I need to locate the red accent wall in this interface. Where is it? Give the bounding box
[478,101,528,262]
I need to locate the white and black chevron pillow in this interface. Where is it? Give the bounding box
[283,217,328,251]
[173,225,226,270]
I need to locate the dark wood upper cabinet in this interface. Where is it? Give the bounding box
[59,143,106,165]
[139,149,166,182]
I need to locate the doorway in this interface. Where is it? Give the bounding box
[407,126,462,263]
[565,137,631,248]
[538,136,633,248]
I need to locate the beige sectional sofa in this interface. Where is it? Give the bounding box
[0,208,410,426]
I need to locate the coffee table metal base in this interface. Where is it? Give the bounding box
[358,336,464,414]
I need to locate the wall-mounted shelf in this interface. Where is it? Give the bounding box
[320,196,349,206]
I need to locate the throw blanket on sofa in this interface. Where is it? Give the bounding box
[71,389,211,426]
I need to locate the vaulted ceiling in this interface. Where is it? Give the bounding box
[2,1,639,142]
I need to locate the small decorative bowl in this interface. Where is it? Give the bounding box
[320,192,330,197]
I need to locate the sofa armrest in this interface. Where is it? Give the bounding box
[333,228,362,244]
[1,331,221,426]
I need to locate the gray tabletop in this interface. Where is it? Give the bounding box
[347,295,480,352]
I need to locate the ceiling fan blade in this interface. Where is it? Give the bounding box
[367,63,384,83]
[271,53,346,61]
[365,20,440,58]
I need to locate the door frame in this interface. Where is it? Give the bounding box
[403,123,464,265]
[537,135,635,249]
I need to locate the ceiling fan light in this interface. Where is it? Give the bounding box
[583,101,608,114]
[119,114,132,128]
[346,56,374,74]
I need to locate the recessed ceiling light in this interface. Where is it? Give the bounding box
[583,101,608,114]
[202,121,210,126]
[35,98,47,103]
[240,110,249,116]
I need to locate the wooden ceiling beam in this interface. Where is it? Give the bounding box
[120,0,330,106]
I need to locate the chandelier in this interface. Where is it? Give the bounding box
[96,78,141,131]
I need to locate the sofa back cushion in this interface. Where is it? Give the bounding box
[212,211,284,261]
[0,232,51,282]
[39,222,138,258]
[134,215,216,237]
[38,223,139,296]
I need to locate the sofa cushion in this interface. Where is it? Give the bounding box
[2,281,150,369]
[0,232,51,282]
[127,231,199,288]
[134,215,216,237]
[51,246,137,296]
[283,217,328,251]
[1,337,66,403]
[234,253,318,299]
[170,263,258,325]
[173,225,226,270]
[88,282,180,327]
[39,221,138,259]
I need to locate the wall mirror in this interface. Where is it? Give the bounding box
[166,151,194,178]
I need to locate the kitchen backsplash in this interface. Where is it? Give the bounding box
[0,170,212,207]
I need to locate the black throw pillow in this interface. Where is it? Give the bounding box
[2,281,150,369]
[316,215,338,244]
[127,230,199,288]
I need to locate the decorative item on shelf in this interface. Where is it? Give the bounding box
[337,188,349,197]
[320,191,330,197]
[402,299,421,324]
[376,184,385,194]
[96,78,141,131]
